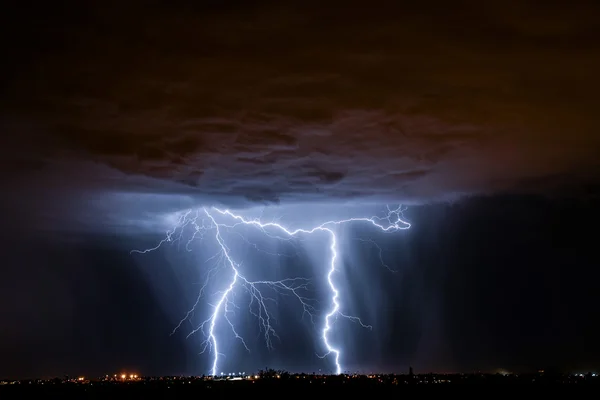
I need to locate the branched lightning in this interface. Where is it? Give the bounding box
[131,205,410,375]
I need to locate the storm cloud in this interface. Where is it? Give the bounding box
[2,1,599,220]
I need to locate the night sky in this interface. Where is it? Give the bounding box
[1,1,599,378]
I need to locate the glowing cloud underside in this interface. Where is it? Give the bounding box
[131,205,410,375]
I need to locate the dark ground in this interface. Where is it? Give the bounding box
[1,372,597,395]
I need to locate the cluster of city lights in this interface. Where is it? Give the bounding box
[219,372,246,376]
[105,373,139,380]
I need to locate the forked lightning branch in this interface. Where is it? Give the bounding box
[131,206,410,375]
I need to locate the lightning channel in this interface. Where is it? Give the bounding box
[131,205,410,376]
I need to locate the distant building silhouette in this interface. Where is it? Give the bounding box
[409,366,414,376]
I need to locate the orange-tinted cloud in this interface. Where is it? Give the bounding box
[2,1,599,209]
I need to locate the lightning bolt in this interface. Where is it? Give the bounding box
[131,205,410,375]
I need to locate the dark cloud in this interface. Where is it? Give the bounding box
[2,0,599,217]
